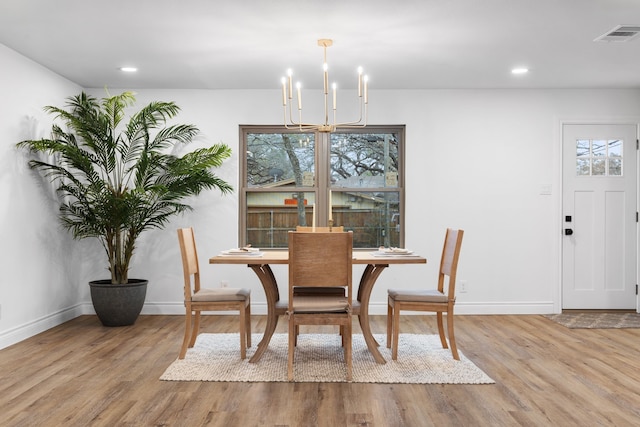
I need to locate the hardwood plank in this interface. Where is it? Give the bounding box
[1,314,640,426]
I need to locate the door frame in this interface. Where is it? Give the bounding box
[557,118,640,313]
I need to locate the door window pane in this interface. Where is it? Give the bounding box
[592,159,606,175]
[576,140,590,157]
[609,139,622,157]
[609,158,622,176]
[592,140,606,156]
[576,158,590,176]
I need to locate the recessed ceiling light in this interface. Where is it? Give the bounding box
[511,67,529,75]
[119,67,138,72]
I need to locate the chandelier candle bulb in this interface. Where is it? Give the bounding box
[296,82,302,110]
[358,67,363,97]
[287,69,293,100]
[281,78,287,106]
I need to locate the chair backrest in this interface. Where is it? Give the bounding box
[177,227,200,298]
[438,228,464,299]
[288,231,353,299]
[296,226,344,232]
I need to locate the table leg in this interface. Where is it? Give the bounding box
[248,264,280,363]
[357,263,389,364]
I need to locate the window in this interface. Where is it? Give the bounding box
[576,138,623,176]
[240,125,405,249]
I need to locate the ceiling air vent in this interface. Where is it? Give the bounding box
[594,25,640,42]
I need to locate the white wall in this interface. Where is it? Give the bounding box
[2,43,640,348]
[84,87,640,318]
[0,43,83,348]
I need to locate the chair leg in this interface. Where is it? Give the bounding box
[436,312,448,349]
[179,310,193,359]
[189,311,201,347]
[345,319,352,382]
[446,310,459,360]
[288,315,295,381]
[239,302,247,360]
[246,302,252,348]
[386,299,393,349]
[392,302,401,360]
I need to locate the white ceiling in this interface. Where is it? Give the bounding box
[1,0,639,90]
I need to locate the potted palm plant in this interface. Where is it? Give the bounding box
[17,91,233,326]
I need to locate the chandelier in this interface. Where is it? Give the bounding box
[281,39,369,133]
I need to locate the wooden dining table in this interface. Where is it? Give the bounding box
[209,250,426,364]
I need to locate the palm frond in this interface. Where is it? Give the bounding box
[16,90,233,284]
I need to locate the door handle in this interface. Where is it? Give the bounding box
[564,228,573,236]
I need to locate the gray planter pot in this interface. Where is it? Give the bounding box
[89,279,148,326]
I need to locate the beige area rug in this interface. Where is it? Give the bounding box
[160,333,494,384]
[544,312,640,329]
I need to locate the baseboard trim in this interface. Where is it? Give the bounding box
[366,301,556,315]
[182,301,557,316]
[111,300,559,316]
[0,300,557,350]
[0,305,84,350]
[452,301,556,315]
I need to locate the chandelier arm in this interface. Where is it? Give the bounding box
[287,96,368,130]
[283,107,299,130]
[332,94,366,128]
[333,108,368,128]
[286,102,303,127]
[286,105,323,129]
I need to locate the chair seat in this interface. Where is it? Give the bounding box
[388,288,448,303]
[192,287,250,302]
[292,295,350,313]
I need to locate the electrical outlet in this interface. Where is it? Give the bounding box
[220,280,229,288]
[459,280,468,293]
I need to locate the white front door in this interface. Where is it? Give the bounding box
[562,123,638,309]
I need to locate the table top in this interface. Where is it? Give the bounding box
[209,250,426,265]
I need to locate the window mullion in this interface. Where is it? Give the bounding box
[317,132,331,226]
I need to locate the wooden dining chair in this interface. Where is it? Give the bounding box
[287,231,353,381]
[294,225,347,343]
[177,227,251,359]
[386,228,464,360]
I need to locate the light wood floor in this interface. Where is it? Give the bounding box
[1,314,639,426]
